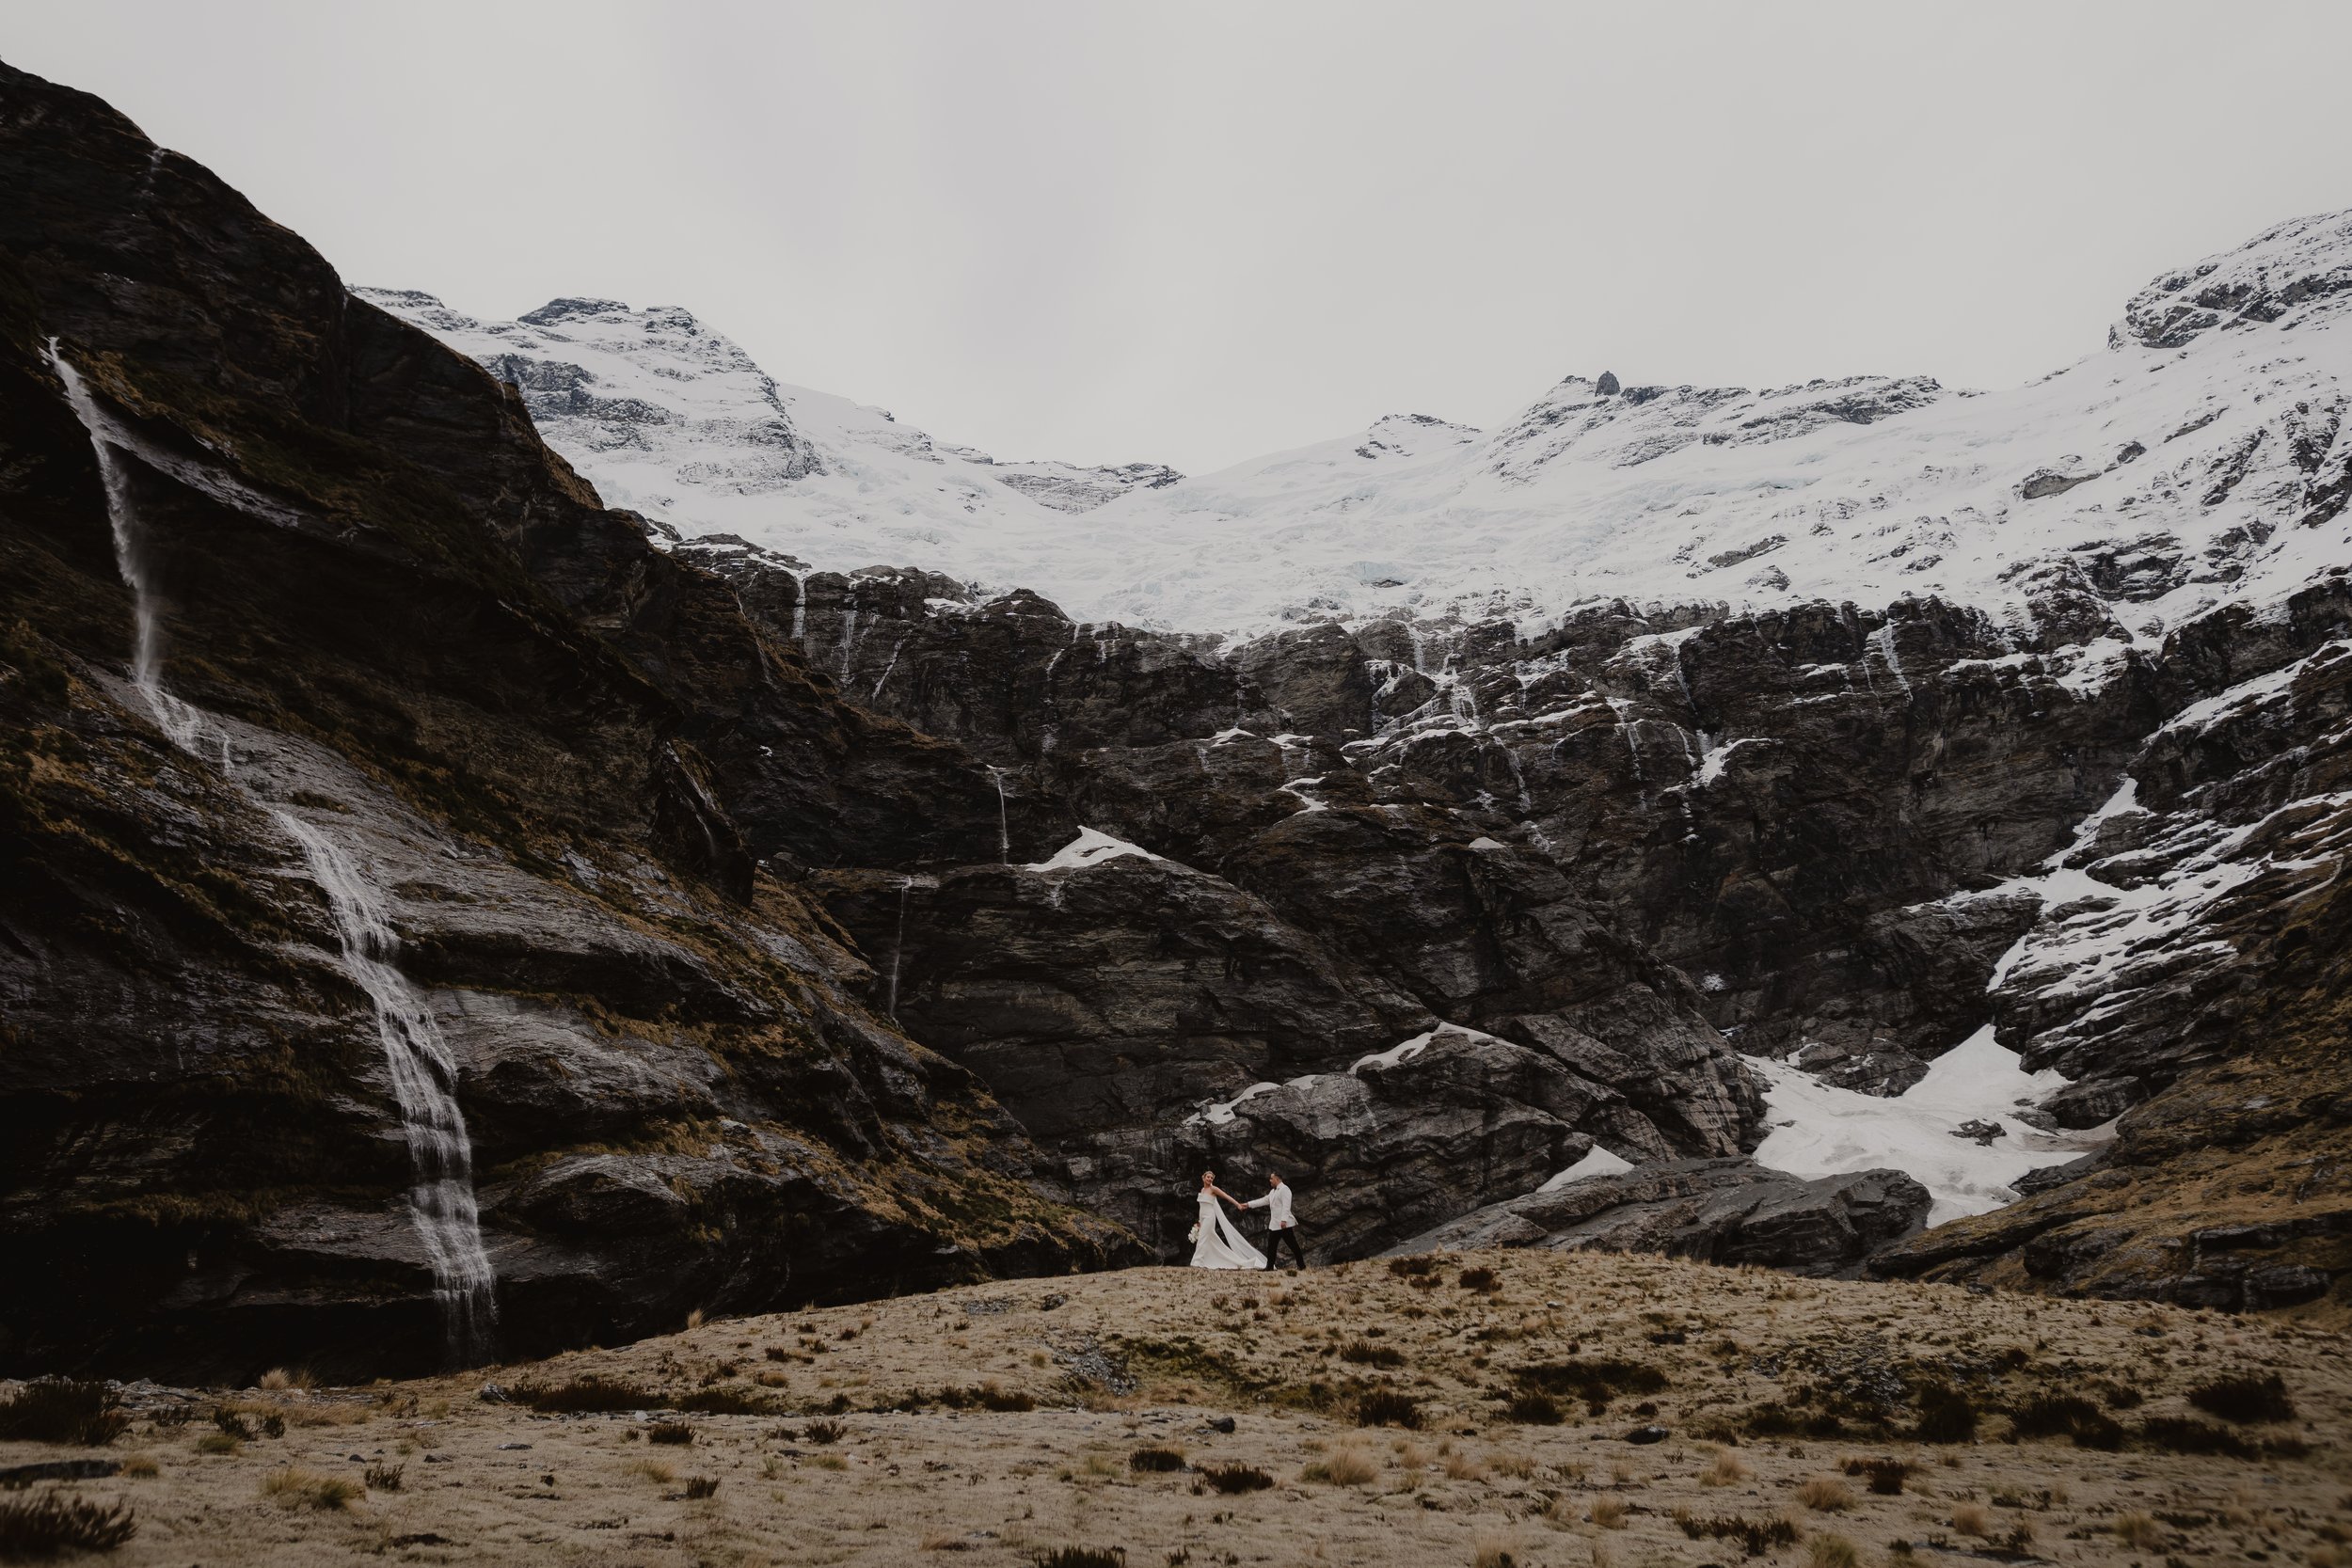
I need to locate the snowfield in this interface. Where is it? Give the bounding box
[365,207,2352,644]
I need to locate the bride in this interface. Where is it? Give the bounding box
[1188,1170,1267,1270]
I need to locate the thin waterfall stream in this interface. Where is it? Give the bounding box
[51,344,498,1364]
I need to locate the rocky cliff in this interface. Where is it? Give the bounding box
[0,61,1123,1383]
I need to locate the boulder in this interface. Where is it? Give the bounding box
[1391,1158,1931,1277]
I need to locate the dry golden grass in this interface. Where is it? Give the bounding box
[2114,1513,2164,1549]
[1470,1531,1522,1568]
[1806,1535,1861,1568]
[1795,1476,1854,1513]
[1951,1501,1994,1538]
[1700,1449,1752,1486]
[0,1248,2328,1568]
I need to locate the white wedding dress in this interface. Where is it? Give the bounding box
[1189,1188,1268,1270]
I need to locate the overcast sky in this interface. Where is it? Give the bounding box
[11,2,2351,473]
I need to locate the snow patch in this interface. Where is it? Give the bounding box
[1024,827,1164,872]
[1746,1027,2096,1225]
[1537,1146,1637,1191]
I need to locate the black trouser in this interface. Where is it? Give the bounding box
[1263,1226,1307,1270]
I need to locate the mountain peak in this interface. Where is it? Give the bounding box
[2114,206,2352,349]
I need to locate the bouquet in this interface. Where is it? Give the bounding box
[1186,1224,1200,1243]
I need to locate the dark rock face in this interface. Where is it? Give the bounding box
[1392,1159,1931,1277]
[0,60,1118,1382]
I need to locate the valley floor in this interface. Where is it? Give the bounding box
[7,1253,2346,1568]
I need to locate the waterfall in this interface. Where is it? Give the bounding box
[52,350,203,752]
[272,815,499,1362]
[51,342,497,1365]
[884,876,912,1018]
[1872,621,1915,703]
[787,569,807,648]
[988,767,1011,863]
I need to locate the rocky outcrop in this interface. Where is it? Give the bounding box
[1391,1158,1931,1277]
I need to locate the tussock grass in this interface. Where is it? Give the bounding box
[646,1420,695,1446]
[1302,1445,1379,1486]
[1699,1449,1751,1486]
[1127,1447,1185,1473]
[0,1381,127,1447]
[1672,1510,1801,1553]
[1354,1389,1422,1429]
[0,1492,138,1557]
[511,1376,664,1414]
[1838,1456,1912,1495]
[1794,1476,1852,1513]
[1806,1534,1860,1568]
[260,1467,360,1511]
[1198,1464,1272,1495]
[2187,1372,2294,1424]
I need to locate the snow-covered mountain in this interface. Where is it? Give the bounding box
[368,209,2352,644]
[355,289,1182,575]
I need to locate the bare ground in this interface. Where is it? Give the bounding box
[6,1251,2347,1567]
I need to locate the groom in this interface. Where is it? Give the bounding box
[1245,1171,1308,1271]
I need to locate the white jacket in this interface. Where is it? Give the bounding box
[1245,1183,1296,1229]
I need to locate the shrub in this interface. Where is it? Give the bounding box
[803,1418,848,1445]
[1458,1267,1501,1295]
[1839,1457,1911,1495]
[972,1382,1036,1413]
[1911,1386,1977,1445]
[1355,1390,1422,1429]
[1388,1255,1438,1277]
[512,1376,664,1414]
[2008,1394,2123,1450]
[117,1455,158,1480]
[1949,1503,1993,1539]
[1795,1477,1852,1513]
[2187,1373,2294,1424]
[1199,1464,1273,1495]
[0,1493,138,1557]
[684,1476,721,1499]
[363,1462,404,1492]
[1515,1359,1668,1407]
[193,1433,239,1457]
[675,1386,780,1416]
[2112,1513,2163,1550]
[1588,1498,1628,1529]
[2138,1417,2259,1458]
[0,1382,128,1447]
[1128,1447,1185,1473]
[1029,1551,1124,1568]
[1672,1511,1796,1552]
[1505,1392,1562,1426]
[1807,1535,1860,1568]
[1341,1341,1406,1369]
[260,1468,361,1511]
[646,1421,695,1446]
